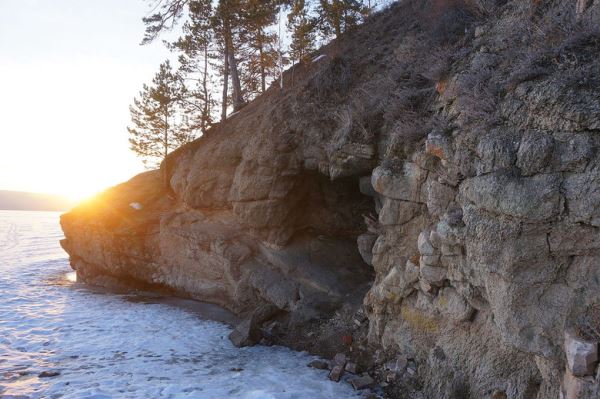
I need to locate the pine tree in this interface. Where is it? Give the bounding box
[288,0,317,64]
[214,0,247,112]
[142,0,248,119]
[241,0,282,93]
[140,0,372,122]
[141,0,189,45]
[170,0,215,133]
[128,61,192,168]
[316,0,367,38]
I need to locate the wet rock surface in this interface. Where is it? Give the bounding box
[60,1,600,397]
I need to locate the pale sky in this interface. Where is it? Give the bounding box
[0,0,175,200]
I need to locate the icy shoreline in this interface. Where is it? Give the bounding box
[0,211,360,398]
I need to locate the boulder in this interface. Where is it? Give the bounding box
[562,164,600,226]
[561,366,600,399]
[461,172,561,221]
[385,355,408,374]
[357,233,378,265]
[565,330,599,377]
[308,359,330,370]
[379,263,418,300]
[229,318,262,347]
[329,365,345,382]
[379,199,422,226]
[475,132,518,175]
[425,131,452,161]
[420,265,447,286]
[420,254,440,266]
[345,362,359,374]
[516,132,554,176]
[229,304,280,347]
[350,375,375,390]
[435,288,474,322]
[555,134,593,173]
[426,180,456,217]
[371,163,427,202]
[417,231,435,255]
[333,353,348,367]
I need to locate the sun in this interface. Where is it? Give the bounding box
[31,154,144,204]
[9,124,147,204]
[53,161,138,203]
[59,183,102,203]
[47,170,105,203]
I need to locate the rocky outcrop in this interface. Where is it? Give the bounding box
[61,1,600,398]
[61,169,373,319]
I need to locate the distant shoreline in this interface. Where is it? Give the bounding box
[0,208,69,212]
[0,190,75,212]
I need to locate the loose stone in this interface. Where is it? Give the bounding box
[308,359,330,370]
[350,374,375,390]
[329,365,345,382]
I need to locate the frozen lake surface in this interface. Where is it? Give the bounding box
[0,211,361,398]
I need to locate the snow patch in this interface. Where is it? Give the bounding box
[129,202,143,210]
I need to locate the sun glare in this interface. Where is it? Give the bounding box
[0,1,167,205]
[0,61,147,203]
[49,156,141,203]
[59,182,102,203]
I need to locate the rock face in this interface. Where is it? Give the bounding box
[61,1,600,398]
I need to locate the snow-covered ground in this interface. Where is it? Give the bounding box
[0,211,361,399]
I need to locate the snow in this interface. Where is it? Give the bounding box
[312,55,327,63]
[129,202,143,210]
[0,211,361,399]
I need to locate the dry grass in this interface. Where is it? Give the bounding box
[425,0,481,44]
[272,0,598,179]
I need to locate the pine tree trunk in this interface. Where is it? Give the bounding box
[258,31,266,93]
[221,42,229,122]
[228,47,244,111]
[162,110,169,189]
[223,18,245,111]
[333,0,342,37]
[202,44,210,133]
[227,43,244,110]
[164,111,169,161]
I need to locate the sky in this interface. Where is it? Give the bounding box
[0,0,175,200]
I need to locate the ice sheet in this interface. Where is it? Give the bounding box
[0,211,361,399]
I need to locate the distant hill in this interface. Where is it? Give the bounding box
[0,190,75,211]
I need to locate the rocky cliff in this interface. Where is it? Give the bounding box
[61,1,600,397]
